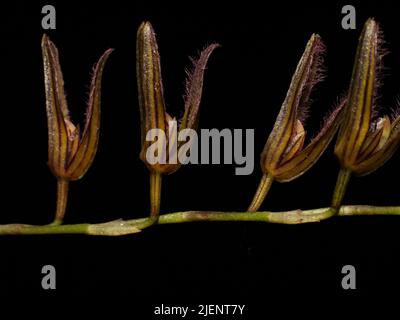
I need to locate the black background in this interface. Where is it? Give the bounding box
[1,0,399,314]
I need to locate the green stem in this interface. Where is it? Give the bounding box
[158,208,332,224]
[0,223,89,235]
[331,168,352,212]
[248,173,274,212]
[53,179,69,225]
[1,205,400,236]
[339,205,400,216]
[0,219,142,236]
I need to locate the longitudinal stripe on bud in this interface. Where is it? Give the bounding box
[136,22,167,155]
[335,18,379,166]
[66,48,113,180]
[42,34,70,178]
[264,34,324,169]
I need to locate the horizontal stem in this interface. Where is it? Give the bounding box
[339,205,400,216]
[158,208,335,224]
[0,223,90,235]
[0,220,142,236]
[0,205,400,236]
